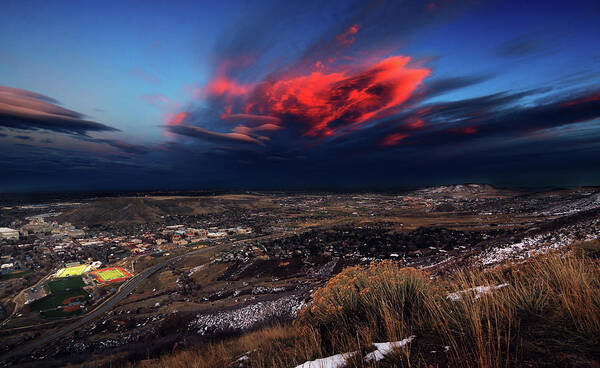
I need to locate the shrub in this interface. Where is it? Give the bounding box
[575,239,600,259]
[139,251,600,368]
[296,260,433,354]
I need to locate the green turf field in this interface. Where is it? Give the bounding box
[30,289,88,311]
[92,267,132,283]
[32,275,89,316]
[46,276,85,293]
[54,264,90,278]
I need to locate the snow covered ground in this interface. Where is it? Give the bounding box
[539,192,600,216]
[189,294,305,335]
[187,264,205,276]
[294,352,357,368]
[476,218,600,267]
[446,284,509,301]
[364,336,416,362]
[293,336,416,367]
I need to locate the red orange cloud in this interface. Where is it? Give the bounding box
[244,55,429,137]
[381,133,409,146]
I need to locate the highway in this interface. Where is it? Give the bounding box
[0,230,298,363]
[0,244,227,363]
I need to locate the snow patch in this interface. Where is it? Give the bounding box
[365,335,416,362]
[294,352,357,368]
[446,284,509,301]
[294,336,416,367]
[476,219,600,268]
[188,264,206,276]
[190,295,305,335]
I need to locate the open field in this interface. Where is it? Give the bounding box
[0,270,32,280]
[46,276,86,293]
[91,267,132,284]
[27,276,89,315]
[53,265,90,278]
[30,289,88,312]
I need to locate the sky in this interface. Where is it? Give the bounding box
[0,0,599,192]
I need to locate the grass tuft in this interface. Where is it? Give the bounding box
[136,249,600,368]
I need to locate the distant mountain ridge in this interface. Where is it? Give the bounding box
[411,183,517,198]
[56,195,276,226]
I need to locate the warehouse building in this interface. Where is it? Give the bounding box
[0,227,19,240]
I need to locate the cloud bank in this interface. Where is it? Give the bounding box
[0,86,118,134]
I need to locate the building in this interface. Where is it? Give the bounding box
[1,263,14,274]
[207,231,227,238]
[0,227,19,240]
[67,229,85,238]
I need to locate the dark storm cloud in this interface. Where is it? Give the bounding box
[337,88,544,149]
[172,0,480,150]
[96,139,151,155]
[130,0,600,192]
[420,89,545,119]
[249,86,599,171]
[0,86,118,135]
[349,88,600,152]
[104,140,150,155]
[0,141,171,192]
[75,136,152,155]
[223,114,281,126]
[14,135,32,140]
[167,124,265,146]
[468,91,600,137]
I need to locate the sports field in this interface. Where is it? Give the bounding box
[31,278,90,316]
[54,264,91,278]
[31,290,87,311]
[91,267,132,283]
[47,276,85,293]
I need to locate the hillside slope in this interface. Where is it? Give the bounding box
[56,195,277,226]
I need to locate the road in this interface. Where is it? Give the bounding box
[0,243,228,363]
[0,231,296,363]
[0,270,52,330]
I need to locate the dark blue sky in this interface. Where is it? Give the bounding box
[1,0,599,192]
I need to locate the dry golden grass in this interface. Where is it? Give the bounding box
[135,325,295,368]
[431,252,600,367]
[138,249,600,368]
[574,238,600,259]
[296,261,433,348]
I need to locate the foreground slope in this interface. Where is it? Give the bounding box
[140,243,600,368]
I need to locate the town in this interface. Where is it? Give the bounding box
[1,187,600,367]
